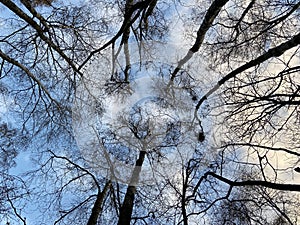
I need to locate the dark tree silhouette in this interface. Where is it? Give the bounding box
[0,0,299,224]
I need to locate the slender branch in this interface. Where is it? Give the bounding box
[54,195,96,225]
[0,0,80,74]
[0,49,61,107]
[20,0,50,31]
[195,32,300,111]
[222,143,300,157]
[78,0,152,70]
[7,193,27,225]
[48,150,100,190]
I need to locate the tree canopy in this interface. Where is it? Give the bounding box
[0,0,299,224]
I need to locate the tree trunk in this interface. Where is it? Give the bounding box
[86,181,111,225]
[117,150,146,225]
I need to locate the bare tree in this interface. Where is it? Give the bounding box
[0,0,300,224]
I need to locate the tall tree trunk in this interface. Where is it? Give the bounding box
[87,181,111,225]
[117,150,146,225]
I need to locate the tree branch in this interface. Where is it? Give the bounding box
[0,49,61,107]
[195,32,300,111]
[78,0,152,70]
[170,0,229,81]
[0,0,80,74]
[221,143,300,157]
[206,172,300,192]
